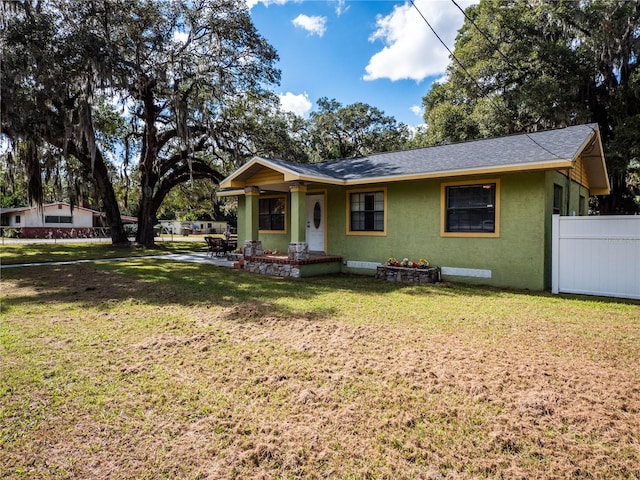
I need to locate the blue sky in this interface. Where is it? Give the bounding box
[248,0,476,127]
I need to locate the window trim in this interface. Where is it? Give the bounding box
[440,179,500,238]
[553,184,563,215]
[258,194,287,234]
[346,187,387,236]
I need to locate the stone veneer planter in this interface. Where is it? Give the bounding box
[244,255,342,278]
[375,265,441,284]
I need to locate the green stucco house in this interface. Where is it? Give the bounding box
[218,123,610,290]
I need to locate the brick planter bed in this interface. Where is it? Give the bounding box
[375,265,441,284]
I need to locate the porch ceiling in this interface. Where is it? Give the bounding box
[219,156,343,192]
[222,160,307,192]
[227,163,286,188]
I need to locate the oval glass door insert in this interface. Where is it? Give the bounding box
[313,202,321,229]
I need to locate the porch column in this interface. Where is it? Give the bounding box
[289,182,307,243]
[244,186,260,241]
[288,182,309,261]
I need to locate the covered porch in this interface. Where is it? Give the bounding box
[217,157,342,277]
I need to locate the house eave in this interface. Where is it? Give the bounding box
[339,159,575,186]
[218,125,611,195]
[219,159,583,194]
[216,188,245,197]
[578,127,611,195]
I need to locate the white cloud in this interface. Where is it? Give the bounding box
[434,73,449,85]
[335,0,349,16]
[410,104,424,117]
[292,14,327,37]
[278,92,313,117]
[407,123,428,137]
[364,0,476,82]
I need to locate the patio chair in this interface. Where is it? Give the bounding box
[205,236,227,257]
[225,239,238,253]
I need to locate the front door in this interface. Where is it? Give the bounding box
[306,194,325,253]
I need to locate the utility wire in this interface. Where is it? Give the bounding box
[448,0,577,156]
[409,0,473,86]
[409,0,563,160]
[450,0,525,75]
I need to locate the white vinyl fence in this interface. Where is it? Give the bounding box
[552,215,640,300]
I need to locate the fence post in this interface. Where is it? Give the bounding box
[551,214,560,294]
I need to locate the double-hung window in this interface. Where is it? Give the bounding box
[259,197,285,231]
[348,190,385,234]
[442,180,499,236]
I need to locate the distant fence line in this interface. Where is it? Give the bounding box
[0,227,112,239]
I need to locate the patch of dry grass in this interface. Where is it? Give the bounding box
[1,261,639,479]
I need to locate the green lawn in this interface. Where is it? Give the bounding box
[1,252,639,479]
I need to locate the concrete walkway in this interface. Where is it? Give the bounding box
[1,252,235,269]
[0,234,202,245]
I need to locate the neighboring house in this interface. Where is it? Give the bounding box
[217,124,610,290]
[1,202,101,238]
[157,220,229,235]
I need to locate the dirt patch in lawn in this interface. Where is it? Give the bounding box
[1,263,639,479]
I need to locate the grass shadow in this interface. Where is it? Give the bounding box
[3,257,637,325]
[0,241,207,265]
[1,259,342,322]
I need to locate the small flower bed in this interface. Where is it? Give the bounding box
[377,257,440,284]
[386,257,430,268]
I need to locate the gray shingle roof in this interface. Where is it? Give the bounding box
[219,123,607,194]
[273,123,598,181]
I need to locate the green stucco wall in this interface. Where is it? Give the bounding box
[319,173,549,290]
[235,171,591,290]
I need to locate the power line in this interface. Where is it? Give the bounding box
[409,0,563,160]
[409,0,473,86]
[450,0,524,75]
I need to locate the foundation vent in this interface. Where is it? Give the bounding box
[346,261,381,270]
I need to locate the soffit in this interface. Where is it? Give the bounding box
[578,132,611,194]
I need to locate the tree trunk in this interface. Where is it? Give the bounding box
[136,189,158,247]
[135,86,161,248]
[93,153,129,245]
[67,143,129,245]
